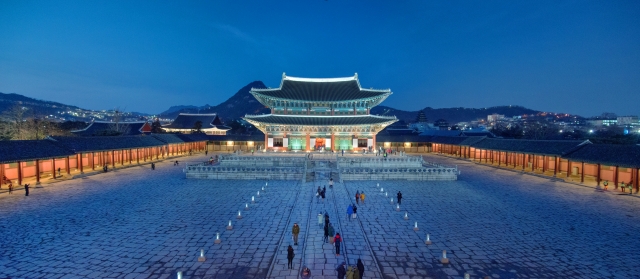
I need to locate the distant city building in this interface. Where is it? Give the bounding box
[586,118,617,127]
[163,113,230,135]
[617,116,639,126]
[487,114,505,123]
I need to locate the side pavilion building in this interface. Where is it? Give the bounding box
[244,73,397,151]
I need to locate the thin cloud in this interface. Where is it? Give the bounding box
[212,23,257,44]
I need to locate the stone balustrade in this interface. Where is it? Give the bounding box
[217,155,306,167]
[339,167,459,181]
[185,164,303,180]
[337,156,424,168]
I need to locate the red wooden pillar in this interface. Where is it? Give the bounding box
[567,160,571,178]
[79,154,84,173]
[580,162,585,183]
[120,150,124,166]
[129,149,132,164]
[91,153,95,170]
[596,163,601,186]
[35,159,41,184]
[542,155,546,173]
[65,156,70,175]
[522,153,525,170]
[111,151,115,168]
[17,161,23,185]
[553,156,558,177]
[0,162,4,185]
[532,155,536,172]
[52,158,57,179]
[136,149,140,164]
[614,166,619,189]
[634,168,639,192]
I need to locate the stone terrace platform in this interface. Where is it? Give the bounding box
[0,153,639,278]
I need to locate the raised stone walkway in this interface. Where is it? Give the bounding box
[0,153,639,278]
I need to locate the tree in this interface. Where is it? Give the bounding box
[151,118,164,133]
[192,120,203,134]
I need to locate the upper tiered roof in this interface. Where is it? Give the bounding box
[250,73,392,105]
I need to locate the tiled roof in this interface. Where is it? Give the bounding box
[164,114,228,130]
[375,134,433,143]
[244,115,397,126]
[71,121,148,136]
[251,75,390,102]
[0,140,76,163]
[207,134,266,142]
[563,144,640,168]
[430,136,471,145]
[461,131,495,138]
[419,130,463,137]
[48,136,166,153]
[150,134,184,144]
[175,133,210,142]
[470,138,588,156]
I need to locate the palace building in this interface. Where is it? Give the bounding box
[243,73,397,151]
[163,113,230,135]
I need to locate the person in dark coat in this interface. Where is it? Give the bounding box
[357,258,365,279]
[336,262,347,279]
[24,184,29,196]
[334,233,342,256]
[324,224,330,243]
[352,205,358,219]
[151,163,155,170]
[321,189,326,202]
[397,191,403,205]
[324,213,330,227]
[287,245,295,269]
[347,205,353,221]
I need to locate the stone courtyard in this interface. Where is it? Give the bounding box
[1,153,639,279]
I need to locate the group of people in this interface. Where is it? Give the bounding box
[317,186,327,202]
[336,260,365,279]
[602,180,635,194]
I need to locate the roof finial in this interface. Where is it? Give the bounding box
[282,72,286,79]
[354,72,358,79]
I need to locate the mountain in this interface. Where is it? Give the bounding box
[371,105,541,124]
[158,105,212,116]
[0,92,87,119]
[158,81,270,122]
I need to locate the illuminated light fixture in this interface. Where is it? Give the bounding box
[227,141,233,146]
[441,250,449,264]
[227,220,233,230]
[425,234,432,245]
[413,222,419,231]
[198,249,206,262]
[214,232,221,244]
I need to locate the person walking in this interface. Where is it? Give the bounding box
[352,205,358,219]
[621,182,626,192]
[346,266,354,279]
[151,163,155,170]
[397,191,403,205]
[325,212,330,227]
[287,245,295,269]
[24,184,29,196]
[321,188,326,202]
[336,262,347,279]
[328,223,335,244]
[292,223,300,245]
[603,180,609,190]
[324,223,330,243]
[347,205,353,221]
[205,150,208,156]
[357,258,365,279]
[628,183,633,195]
[334,233,342,256]
[360,192,366,204]
[318,213,324,227]
[8,182,13,194]
[342,149,344,156]
[317,186,322,202]
[355,190,360,204]
[329,178,334,188]
[353,265,360,279]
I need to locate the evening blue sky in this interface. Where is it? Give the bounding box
[1,1,639,117]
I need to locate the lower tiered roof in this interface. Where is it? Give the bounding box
[243,115,397,126]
